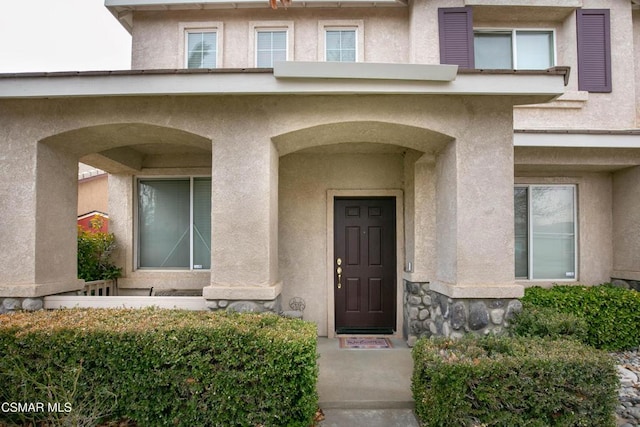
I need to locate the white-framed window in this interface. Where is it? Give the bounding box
[249,21,294,67]
[318,20,364,62]
[474,29,555,70]
[514,185,577,281]
[325,29,357,62]
[179,22,223,69]
[137,177,211,270]
[257,30,287,67]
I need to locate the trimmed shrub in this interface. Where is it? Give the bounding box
[522,284,640,350]
[509,305,589,343]
[77,220,121,281]
[0,309,318,427]
[412,336,618,427]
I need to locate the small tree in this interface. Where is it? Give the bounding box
[77,218,121,281]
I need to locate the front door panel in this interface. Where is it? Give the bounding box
[334,197,396,333]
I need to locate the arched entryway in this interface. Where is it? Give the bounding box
[21,123,212,297]
[274,121,453,337]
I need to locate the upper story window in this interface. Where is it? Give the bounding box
[318,20,364,62]
[257,30,287,67]
[325,29,357,62]
[179,22,223,69]
[186,31,217,68]
[438,7,612,92]
[474,29,555,70]
[249,21,294,68]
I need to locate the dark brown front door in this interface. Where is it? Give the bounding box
[334,197,396,334]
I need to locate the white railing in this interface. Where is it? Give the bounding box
[83,279,117,296]
[44,296,208,311]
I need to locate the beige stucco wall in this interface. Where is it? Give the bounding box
[77,175,108,216]
[514,0,637,130]
[131,8,409,70]
[279,151,405,336]
[612,166,640,280]
[126,0,639,133]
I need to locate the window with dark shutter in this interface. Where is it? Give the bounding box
[438,7,474,69]
[576,9,611,93]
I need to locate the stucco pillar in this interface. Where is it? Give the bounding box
[0,142,83,297]
[612,166,640,281]
[405,153,437,280]
[431,120,523,300]
[203,136,281,303]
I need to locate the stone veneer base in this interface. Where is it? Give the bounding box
[403,280,523,347]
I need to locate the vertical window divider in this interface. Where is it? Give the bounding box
[528,185,533,280]
[189,177,194,271]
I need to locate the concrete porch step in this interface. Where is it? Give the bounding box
[316,337,415,409]
[316,337,417,426]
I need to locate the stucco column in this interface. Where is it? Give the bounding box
[612,166,640,281]
[203,136,281,302]
[432,112,523,299]
[405,152,437,281]
[0,142,83,297]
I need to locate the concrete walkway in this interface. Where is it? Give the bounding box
[316,337,419,426]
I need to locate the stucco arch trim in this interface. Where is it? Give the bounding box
[40,123,212,173]
[272,121,454,157]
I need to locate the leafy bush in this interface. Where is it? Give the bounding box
[522,284,640,351]
[412,336,618,427]
[509,305,589,342]
[77,219,121,281]
[0,309,318,427]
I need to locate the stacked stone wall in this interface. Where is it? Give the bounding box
[403,280,522,346]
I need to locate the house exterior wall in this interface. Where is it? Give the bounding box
[2,0,640,339]
[77,175,108,216]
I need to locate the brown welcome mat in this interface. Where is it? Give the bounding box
[339,337,393,349]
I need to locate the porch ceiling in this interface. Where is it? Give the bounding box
[42,123,212,174]
[273,121,453,156]
[514,146,640,173]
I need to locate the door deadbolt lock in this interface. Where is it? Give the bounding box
[336,258,342,266]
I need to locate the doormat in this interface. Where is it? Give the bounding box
[339,337,393,349]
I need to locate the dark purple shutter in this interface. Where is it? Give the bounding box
[577,9,612,93]
[438,7,474,69]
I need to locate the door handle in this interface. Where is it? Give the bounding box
[336,258,342,289]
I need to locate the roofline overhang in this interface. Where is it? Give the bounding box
[106,0,407,32]
[0,62,567,104]
[515,129,640,148]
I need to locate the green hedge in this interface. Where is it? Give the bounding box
[509,305,589,343]
[0,309,318,427]
[412,336,618,427]
[521,284,640,350]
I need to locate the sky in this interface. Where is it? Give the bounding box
[0,0,131,73]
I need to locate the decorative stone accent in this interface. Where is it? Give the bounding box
[0,297,45,313]
[403,280,524,346]
[205,295,282,315]
[611,278,640,292]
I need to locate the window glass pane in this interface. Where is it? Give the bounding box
[514,187,529,278]
[474,32,512,69]
[193,178,212,270]
[326,31,341,50]
[326,30,356,62]
[516,31,553,69]
[531,186,575,280]
[272,31,287,48]
[257,32,271,49]
[256,31,287,67]
[138,180,190,268]
[187,32,216,69]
